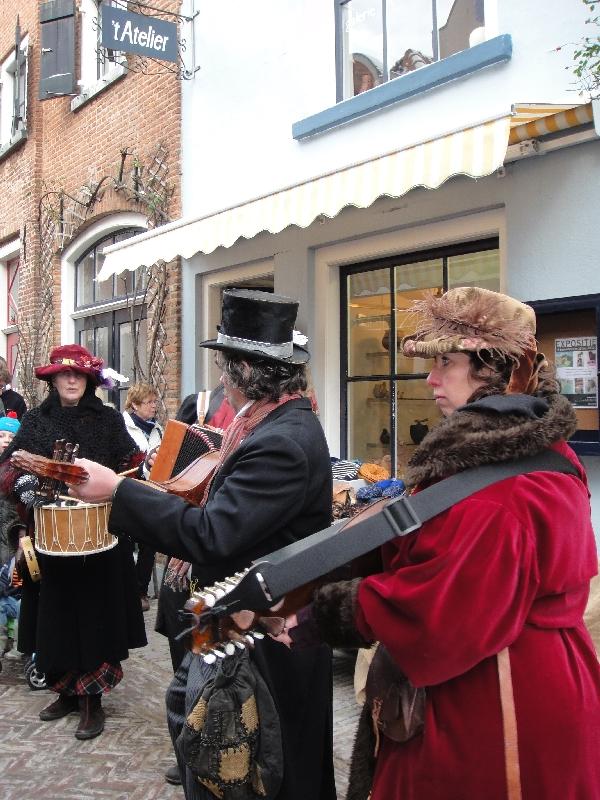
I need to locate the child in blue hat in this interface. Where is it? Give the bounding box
[0,412,20,452]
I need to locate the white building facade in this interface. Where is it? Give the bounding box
[101,0,600,533]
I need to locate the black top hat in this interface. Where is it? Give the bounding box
[199,289,310,364]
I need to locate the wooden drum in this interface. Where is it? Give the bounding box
[33,502,117,556]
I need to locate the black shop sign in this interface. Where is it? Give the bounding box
[101,5,178,64]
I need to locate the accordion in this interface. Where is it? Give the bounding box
[148,420,223,506]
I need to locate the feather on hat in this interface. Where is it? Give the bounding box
[402,287,537,361]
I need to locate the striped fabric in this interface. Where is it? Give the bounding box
[98,116,511,279]
[509,102,593,144]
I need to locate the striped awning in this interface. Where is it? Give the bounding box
[98,116,511,279]
[509,102,594,144]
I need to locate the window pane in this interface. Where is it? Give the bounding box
[395,378,441,475]
[76,251,95,307]
[79,328,94,353]
[137,318,148,365]
[447,249,499,291]
[347,268,391,378]
[343,0,384,96]
[395,258,443,374]
[119,321,135,383]
[347,380,391,467]
[119,318,147,384]
[7,258,19,325]
[388,0,434,76]
[95,243,115,302]
[95,326,110,364]
[438,0,485,60]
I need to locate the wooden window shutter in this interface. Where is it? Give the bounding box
[39,0,75,100]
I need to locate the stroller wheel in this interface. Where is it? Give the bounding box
[26,664,47,691]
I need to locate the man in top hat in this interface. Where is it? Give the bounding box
[69,290,336,800]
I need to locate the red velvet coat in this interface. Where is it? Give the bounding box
[355,399,600,800]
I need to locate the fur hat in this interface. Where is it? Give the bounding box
[35,344,104,385]
[402,287,537,360]
[402,287,545,394]
[199,289,309,364]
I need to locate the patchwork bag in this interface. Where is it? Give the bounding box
[178,650,283,799]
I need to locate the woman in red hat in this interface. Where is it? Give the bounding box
[0,344,147,740]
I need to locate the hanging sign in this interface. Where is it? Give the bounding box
[555,336,598,409]
[101,5,178,64]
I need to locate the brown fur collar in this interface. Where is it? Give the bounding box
[405,393,577,489]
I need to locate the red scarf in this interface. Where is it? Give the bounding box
[200,393,301,504]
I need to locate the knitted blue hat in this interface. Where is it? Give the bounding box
[0,413,20,435]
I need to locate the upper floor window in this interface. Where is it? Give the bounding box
[7,257,19,326]
[336,0,485,100]
[0,34,29,147]
[80,0,125,89]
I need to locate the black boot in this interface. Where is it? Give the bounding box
[165,763,182,785]
[39,693,79,721]
[75,694,105,740]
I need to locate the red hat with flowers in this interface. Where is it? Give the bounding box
[35,344,105,385]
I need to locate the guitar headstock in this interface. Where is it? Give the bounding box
[181,566,274,663]
[11,449,89,485]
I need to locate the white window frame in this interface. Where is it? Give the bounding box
[335,0,497,101]
[0,238,20,359]
[60,212,149,344]
[79,0,126,93]
[0,35,29,148]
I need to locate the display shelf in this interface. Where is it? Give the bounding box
[366,396,389,404]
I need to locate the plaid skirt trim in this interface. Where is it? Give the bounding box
[51,662,123,696]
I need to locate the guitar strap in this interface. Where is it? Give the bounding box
[247,449,579,604]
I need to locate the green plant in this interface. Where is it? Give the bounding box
[573,0,600,97]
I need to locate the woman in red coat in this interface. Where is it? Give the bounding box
[292,287,600,799]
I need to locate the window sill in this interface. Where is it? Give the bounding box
[71,63,127,112]
[293,34,512,141]
[0,128,28,162]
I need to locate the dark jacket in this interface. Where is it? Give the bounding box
[0,388,27,419]
[0,390,147,675]
[110,397,337,800]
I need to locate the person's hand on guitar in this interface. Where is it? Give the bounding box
[164,558,191,591]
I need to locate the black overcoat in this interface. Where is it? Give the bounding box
[110,397,337,799]
[0,390,147,677]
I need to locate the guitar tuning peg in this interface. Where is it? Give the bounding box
[198,592,216,608]
[245,634,255,644]
[212,648,226,659]
[203,653,217,665]
[223,642,236,656]
[250,630,265,640]
[233,641,245,650]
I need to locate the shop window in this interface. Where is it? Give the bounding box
[0,34,29,148]
[336,0,485,100]
[530,295,600,456]
[341,238,499,476]
[74,227,147,409]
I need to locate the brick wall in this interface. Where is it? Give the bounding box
[0,0,182,416]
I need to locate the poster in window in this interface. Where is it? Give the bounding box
[554,337,598,409]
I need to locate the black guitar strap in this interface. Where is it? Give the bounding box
[215,449,579,614]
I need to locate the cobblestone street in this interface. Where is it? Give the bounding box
[0,598,360,800]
